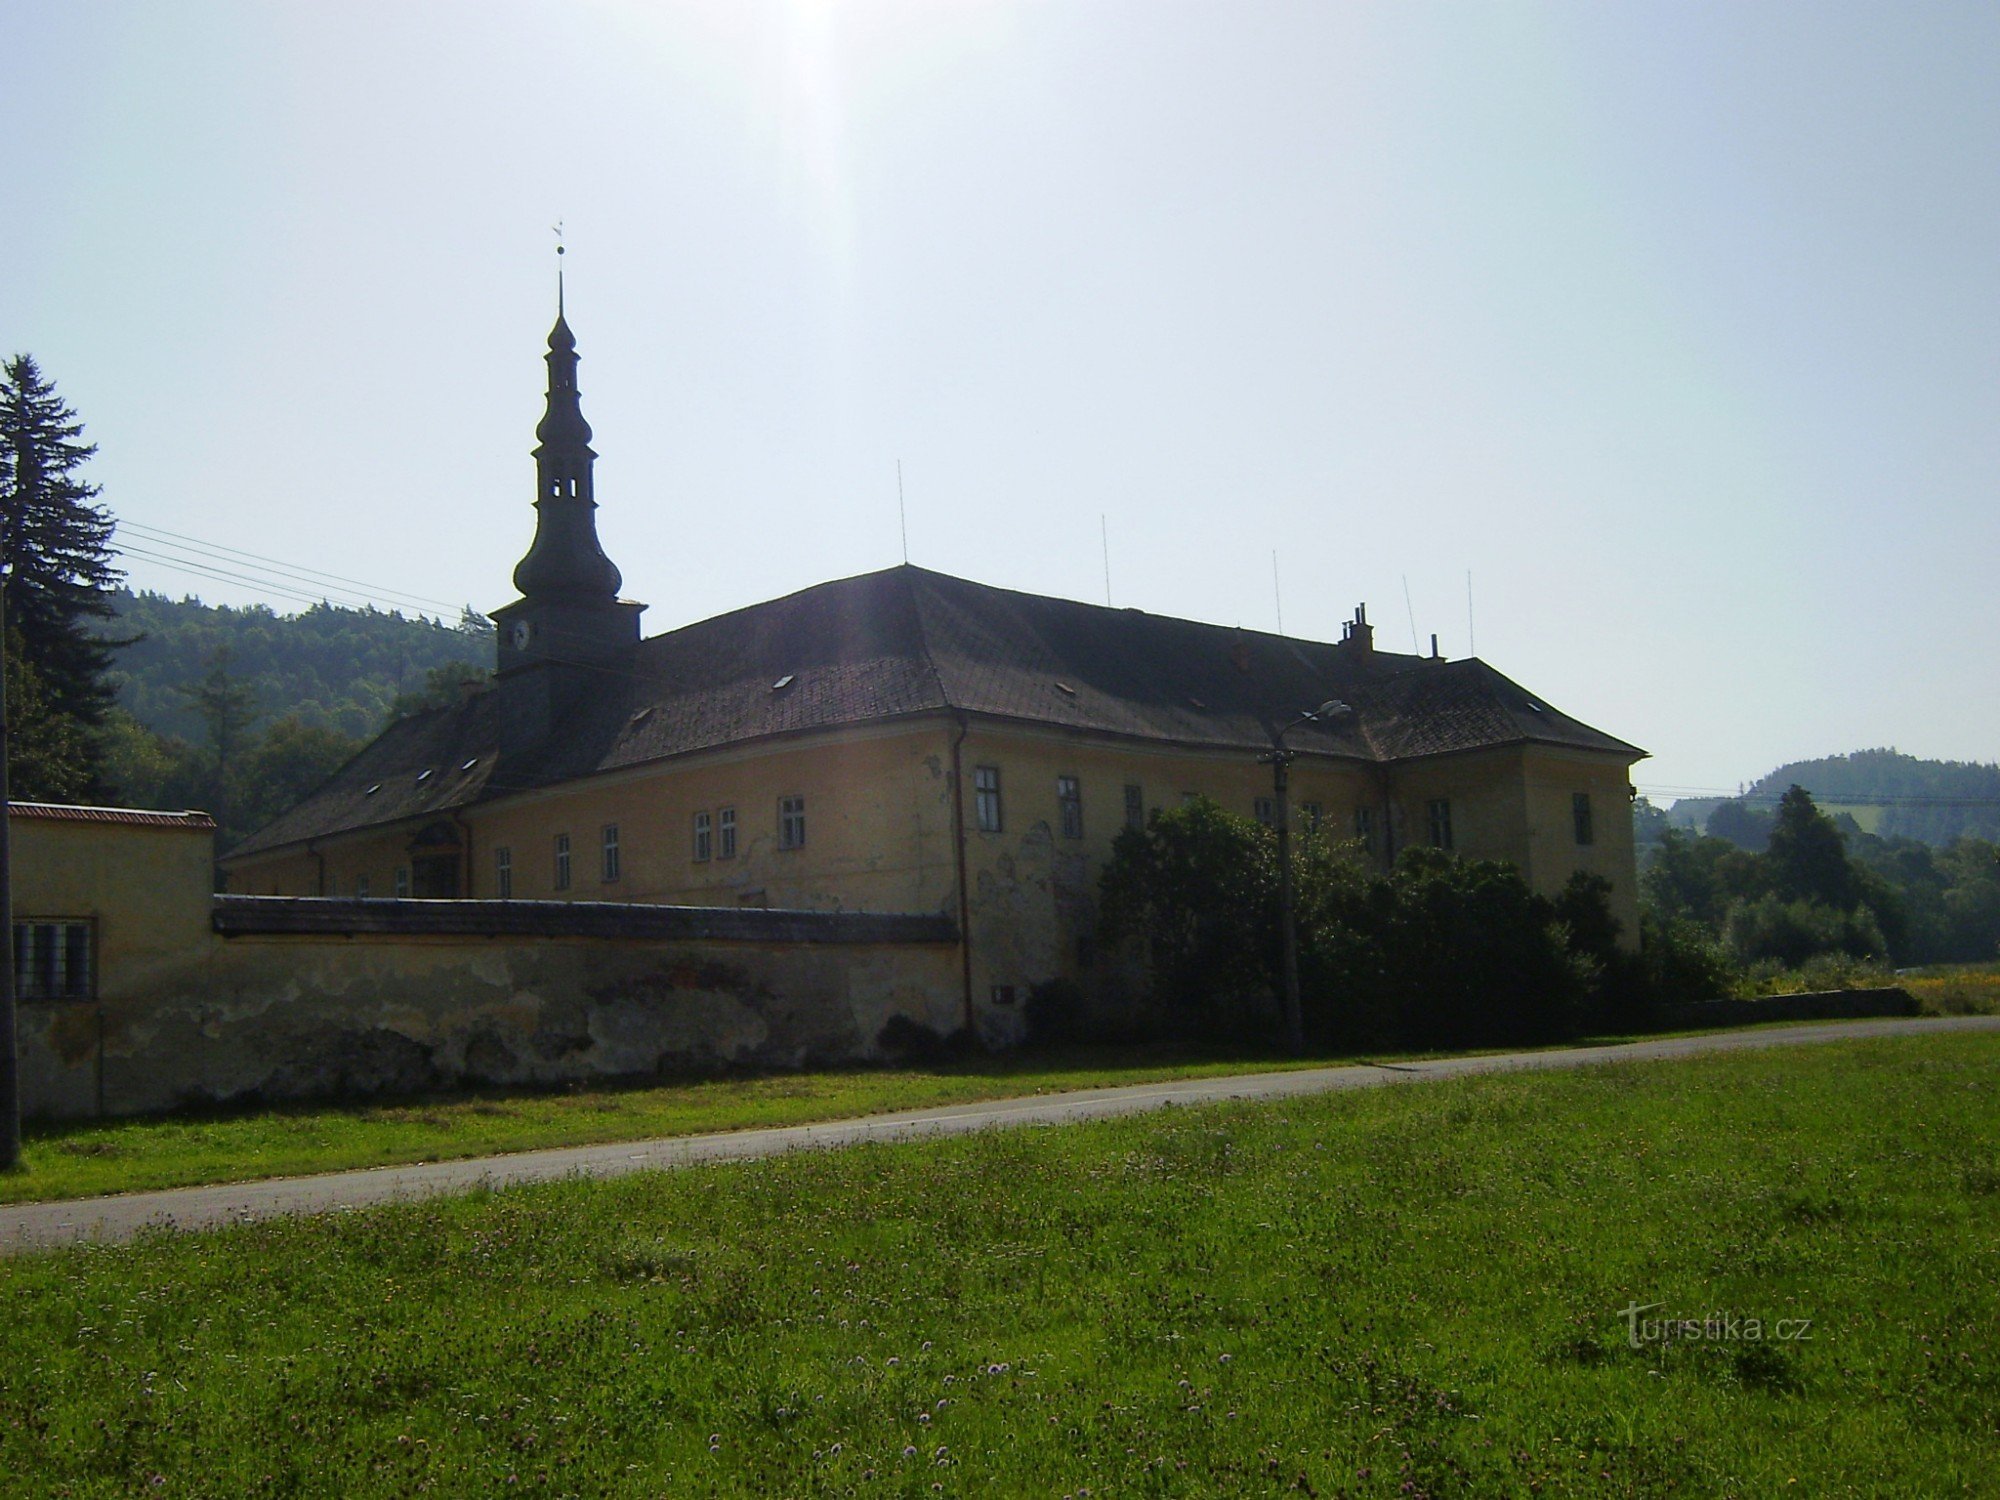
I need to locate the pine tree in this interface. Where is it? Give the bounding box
[0,355,122,796]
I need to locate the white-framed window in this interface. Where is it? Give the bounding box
[779,795,806,850]
[1123,783,1144,832]
[602,823,621,882]
[554,832,572,890]
[693,811,712,862]
[495,845,513,898]
[1427,799,1454,851]
[13,919,94,1001]
[393,865,411,899]
[1353,806,1375,855]
[1057,776,1083,839]
[718,806,737,859]
[1573,792,1595,847]
[1253,797,1275,828]
[974,766,1002,833]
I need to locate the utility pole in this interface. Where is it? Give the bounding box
[0,572,18,1171]
[1262,698,1351,1057]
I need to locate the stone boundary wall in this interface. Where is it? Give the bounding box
[1660,987,1919,1029]
[18,898,962,1121]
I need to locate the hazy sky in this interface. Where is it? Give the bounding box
[7,1,1996,801]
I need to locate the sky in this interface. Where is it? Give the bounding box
[5,0,1997,803]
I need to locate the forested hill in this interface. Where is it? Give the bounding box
[1745,749,2000,845]
[106,591,492,742]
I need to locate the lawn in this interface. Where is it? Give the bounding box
[1,1041,1351,1206]
[1,1033,1994,1496]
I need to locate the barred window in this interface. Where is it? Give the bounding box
[975,766,1002,833]
[718,806,737,859]
[1123,783,1144,832]
[693,811,712,862]
[1057,776,1083,839]
[780,795,806,850]
[495,845,513,898]
[13,920,93,1001]
[1573,792,1595,847]
[554,833,572,890]
[1427,798,1454,851]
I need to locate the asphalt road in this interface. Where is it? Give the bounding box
[3,1014,1994,1255]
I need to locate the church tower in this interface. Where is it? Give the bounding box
[492,288,645,675]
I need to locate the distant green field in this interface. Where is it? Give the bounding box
[1819,801,1886,835]
[3,1034,1994,1496]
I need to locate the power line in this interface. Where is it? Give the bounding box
[1637,784,2000,809]
[119,520,461,614]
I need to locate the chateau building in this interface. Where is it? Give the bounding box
[223,306,1646,1035]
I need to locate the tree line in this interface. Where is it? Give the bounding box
[3,354,493,848]
[1644,785,2000,972]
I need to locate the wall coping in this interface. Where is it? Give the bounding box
[212,894,958,946]
[11,801,217,830]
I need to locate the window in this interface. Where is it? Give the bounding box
[974,766,1002,833]
[602,823,621,882]
[693,810,712,862]
[718,806,737,859]
[393,865,411,899]
[495,846,513,898]
[1353,806,1375,855]
[780,795,806,850]
[1123,784,1145,832]
[1181,791,1201,806]
[1057,776,1083,839]
[13,920,93,1001]
[1573,792,1595,846]
[554,833,572,890]
[1426,798,1454,851]
[355,874,370,898]
[1253,797,1275,828]
[1301,801,1323,835]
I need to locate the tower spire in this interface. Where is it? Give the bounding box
[512,286,619,600]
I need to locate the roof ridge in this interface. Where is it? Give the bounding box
[900,566,957,713]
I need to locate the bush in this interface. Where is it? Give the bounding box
[1723,895,1886,969]
[1023,978,1091,1047]
[875,1015,982,1066]
[1633,915,1734,1009]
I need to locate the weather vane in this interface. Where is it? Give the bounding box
[552,221,566,311]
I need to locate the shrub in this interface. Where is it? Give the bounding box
[1023,978,1091,1047]
[1723,895,1886,969]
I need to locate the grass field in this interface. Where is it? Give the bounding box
[1904,961,2000,1017]
[2,1032,1995,1496]
[0,1042,1347,1206]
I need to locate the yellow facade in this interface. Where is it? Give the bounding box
[10,806,217,1001]
[226,711,1640,1038]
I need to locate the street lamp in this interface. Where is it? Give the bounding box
[1263,699,1351,1056]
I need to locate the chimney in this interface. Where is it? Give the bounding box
[1339,603,1373,659]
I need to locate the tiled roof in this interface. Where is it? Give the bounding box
[10,802,217,830]
[228,565,1643,859]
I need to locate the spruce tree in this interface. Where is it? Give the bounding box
[0,355,122,796]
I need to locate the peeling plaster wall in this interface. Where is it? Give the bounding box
[16,932,961,1121]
